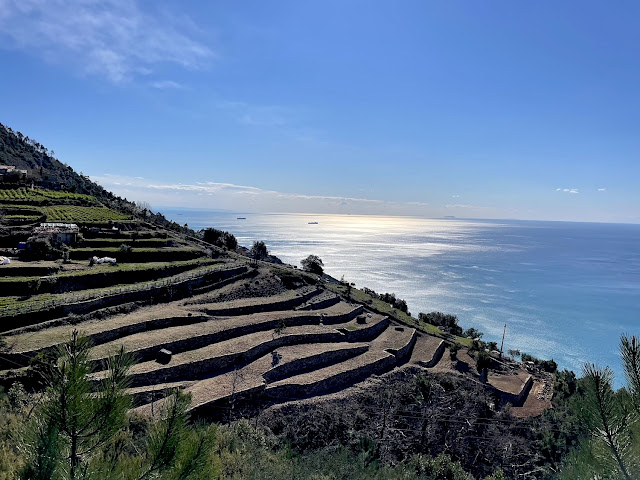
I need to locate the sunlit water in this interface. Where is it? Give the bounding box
[163,209,640,384]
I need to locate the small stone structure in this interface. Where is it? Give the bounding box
[157,348,172,364]
[34,223,79,245]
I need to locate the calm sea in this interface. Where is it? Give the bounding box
[163,208,640,384]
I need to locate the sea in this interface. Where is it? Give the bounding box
[162,208,640,385]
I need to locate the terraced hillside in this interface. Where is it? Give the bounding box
[0,250,548,421]
[0,186,549,421]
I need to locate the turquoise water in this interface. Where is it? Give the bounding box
[163,209,640,383]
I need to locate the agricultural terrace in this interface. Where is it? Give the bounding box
[0,256,549,421]
[41,205,131,223]
[0,189,129,226]
[0,188,99,205]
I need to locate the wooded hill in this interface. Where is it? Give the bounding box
[0,123,190,235]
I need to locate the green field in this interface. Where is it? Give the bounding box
[42,205,131,222]
[0,188,99,205]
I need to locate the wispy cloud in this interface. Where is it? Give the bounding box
[151,80,185,90]
[597,187,607,192]
[556,188,579,194]
[90,174,439,216]
[444,204,491,210]
[217,101,290,127]
[0,0,213,84]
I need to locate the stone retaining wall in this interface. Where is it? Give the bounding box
[419,340,446,368]
[322,305,365,325]
[296,294,340,311]
[123,330,349,388]
[391,329,418,361]
[490,375,534,406]
[339,314,388,341]
[264,353,397,399]
[198,287,321,316]
[91,305,364,367]
[263,345,370,383]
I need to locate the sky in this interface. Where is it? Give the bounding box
[0,0,639,222]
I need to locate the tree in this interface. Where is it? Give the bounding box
[250,240,268,265]
[419,312,462,336]
[301,255,324,275]
[463,328,484,340]
[572,335,640,480]
[202,228,224,245]
[20,330,214,480]
[20,330,132,480]
[201,228,237,250]
[223,232,237,250]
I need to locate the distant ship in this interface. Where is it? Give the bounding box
[308,221,318,224]
[237,217,246,220]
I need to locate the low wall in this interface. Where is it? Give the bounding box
[81,239,172,248]
[91,306,363,367]
[391,329,418,361]
[0,314,211,369]
[0,265,59,277]
[122,330,348,388]
[419,340,446,368]
[339,314,388,341]
[198,287,321,316]
[264,353,397,399]
[490,375,534,406]
[263,345,369,383]
[189,383,266,420]
[90,314,210,346]
[296,294,340,311]
[322,305,365,325]
[0,261,212,296]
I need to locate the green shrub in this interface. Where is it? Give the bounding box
[477,351,492,372]
[118,243,132,254]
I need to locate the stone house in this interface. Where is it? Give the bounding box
[33,223,80,245]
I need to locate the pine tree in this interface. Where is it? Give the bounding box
[579,335,640,479]
[19,330,214,480]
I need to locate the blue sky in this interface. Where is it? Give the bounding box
[0,1,638,222]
